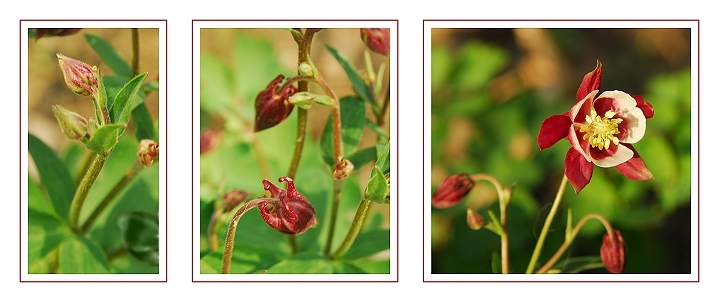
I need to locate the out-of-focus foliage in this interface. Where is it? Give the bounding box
[430,28,691,273]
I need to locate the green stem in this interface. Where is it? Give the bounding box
[131,28,139,76]
[324,179,344,256]
[471,174,509,274]
[69,153,108,231]
[80,161,144,234]
[75,151,94,184]
[526,175,569,273]
[331,192,372,259]
[222,199,263,274]
[534,213,614,274]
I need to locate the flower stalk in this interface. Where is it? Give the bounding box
[526,175,569,273]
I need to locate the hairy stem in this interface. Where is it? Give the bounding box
[80,161,144,234]
[331,193,372,259]
[69,154,108,230]
[526,175,569,273]
[222,199,263,274]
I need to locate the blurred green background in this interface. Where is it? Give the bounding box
[430,28,692,273]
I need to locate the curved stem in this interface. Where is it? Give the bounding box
[526,175,569,273]
[471,174,510,274]
[80,161,144,234]
[331,193,372,259]
[69,154,108,231]
[221,199,263,274]
[534,213,614,274]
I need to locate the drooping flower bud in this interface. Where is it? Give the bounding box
[57,53,98,97]
[432,173,475,208]
[360,28,390,56]
[222,189,249,213]
[254,75,298,132]
[333,157,355,180]
[52,104,89,140]
[137,139,159,167]
[258,176,317,235]
[35,28,82,39]
[199,128,222,154]
[600,230,626,274]
[466,208,484,230]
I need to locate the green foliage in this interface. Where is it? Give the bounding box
[27,29,160,274]
[199,30,390,274]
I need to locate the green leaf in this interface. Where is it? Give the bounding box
[85,33,133,77]
[110,73,148,124]
[28,134,75,219]
[342,229,390,260]
[365,167,389,204]
[117,210,159,266]
[266,252,333,274]
[85,123,126,155]
[199,259,219,274]
[131,102,157,141]
[375,141,390,174]
[346,147,377,171]
[320,96,366,167]
[28,206,73,273]
[58,236,110,273]
[351,259,390,274]
[325,44,374,104]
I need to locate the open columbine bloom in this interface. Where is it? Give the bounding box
[537,61,654,193]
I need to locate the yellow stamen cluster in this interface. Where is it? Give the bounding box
[579,109,623,150]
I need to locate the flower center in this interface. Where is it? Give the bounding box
[579,109,623,150]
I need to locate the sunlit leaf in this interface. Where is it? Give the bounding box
[28,134,74,219]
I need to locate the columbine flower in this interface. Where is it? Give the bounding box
[360,28,390,56]
[258,176,317,235]
[600,230,626,274]
[57,53,98,97]
[432,173,475,208]
[254,75,298,132]
[537,61,654,193]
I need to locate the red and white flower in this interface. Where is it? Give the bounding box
[537,61,654,193]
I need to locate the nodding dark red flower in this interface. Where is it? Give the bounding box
[254,75,298,132]
[432,173,475,209]
[536,60,654,193]
[360,28,390,56]
[258,177,317,235]
[600,230,626,274]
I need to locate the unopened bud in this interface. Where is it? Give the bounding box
[360,28,390,56]
[432,173,475,208]
[600,230,626,274]
[137,139,159,167]
[52,105,88,140]
[254,75,297,132]
[57,53,98,97]
[466,208,484,230]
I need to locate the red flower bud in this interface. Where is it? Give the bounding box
[360,28,390,56]
[137,139,159,167]
[258,177,317,235]
[199,128,223,154]
[254,75,298,132]
[35,28,82,39]
[57,53,98,97]
[600,230,626,274]
[432,173,475,208]
[466,208,484,230]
